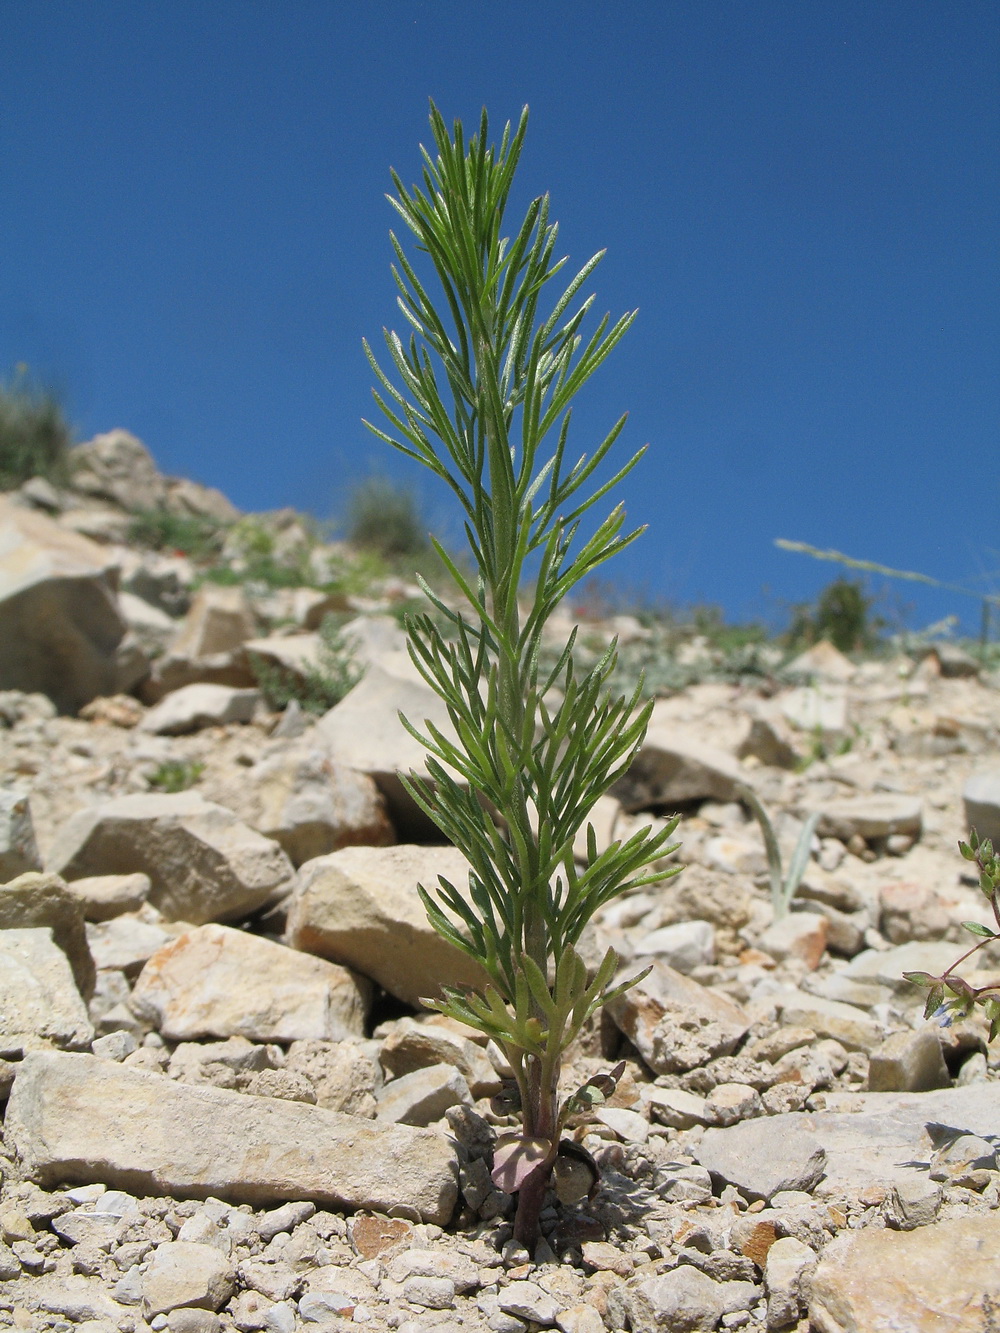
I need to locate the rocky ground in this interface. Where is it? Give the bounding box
[0,429,999,1332]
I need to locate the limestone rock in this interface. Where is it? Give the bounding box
[0,870,95,998]
[285,844,488,1008]
[7,1050,459,1224]
[45,792,295,925]
[0,927,94,1053]
[165,477,240,524]
[632,920,715,974]
[284,1039,380,1117]
[606,959,750,1074]
[139,684,261,735]
[314,664,460,838]
[66,873,151,922]
[808,1215,1000,1333]
[169,585,257,661]
[697,1118,827,1201]
[813,794,923,843]
[376,1063,472,1126]
[0,496,143,711]
[130,924,371,1042]
[142,1240,235,1316]
[206,743,394,867]
[784,641,856,683]
[775,992,883,1052]
[0,790,41,879]
[379,1018,498,1098]
[622,1265,758,1333]
[701,1084,1000,1198]
[759,912,828,969]
[67,430,169,513]
[611,726,744,811]
[764,1235,815,1330]
[867,1027,950,1092]
[146,585,258,700]
[779,687,848,740]
[86,912,174,975]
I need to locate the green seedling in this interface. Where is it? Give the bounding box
[737,782,820,921]
[904,828,1000,1040]
[363,103,681,1247]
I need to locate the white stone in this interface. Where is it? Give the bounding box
[139,684,261,735]
[6,1050,459,1224]
[0,927,93,1053]
[130,923,370,1042]
[46,791,295,925]
[632,919,715,973]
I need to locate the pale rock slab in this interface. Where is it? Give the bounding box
[784,640,856,682]
[611,725,745,811]
[166,475,240,523]
[86,911,174,975]
[285,844,488,1008]
[67,872,151,922]
[705,1084,1000,1198]
[0,790,41,879]
[697,1117,827,1202]
[142,1240,235,1316]
[313,664,460,838]
[813,793,923,842]
[867,1027,950,1092]
[620,1265,759,1333]
[632,919,715,974]
[139,684,261,735]
[0,870,95,998]
[170,585,257,661]
[779,686,849,740]
[775,992,883,1052]
[0,496,143,711]
[284,1039,380,1117]
[759,911,829,969]
[130,924,371,1042]
[0,927,94,1053]
[606,959,751,1074]
[46,791,295,925]
[206,743,394,867]
[808,1214,1000,1333]
[6,1050,459,1223]
[118,589,177,656]
[376,1063,472,1126]
[67,429,170,512]
[379,1017,498,1098]
[764,1235,815,1331]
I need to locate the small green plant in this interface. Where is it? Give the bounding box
[248,616,364,715]
[0,365,72,490]
[345,474,429,560]
[737,783,820,921]
[905,828,1000,1040]
[127,509,225,562]
[364,104,681,1247]
[148,759,204,793]
[786,577,880,654]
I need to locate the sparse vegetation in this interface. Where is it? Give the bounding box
[147,758,204,792]
[345,474,429,560]
[0,366,72,490]
[786,577,881,654]
[738,783,820,920]
[127,509,226,563]
[248,615,364,714]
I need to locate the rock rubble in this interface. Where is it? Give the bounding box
[0,435,999,1331]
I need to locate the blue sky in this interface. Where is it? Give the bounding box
[2,2,998,634]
